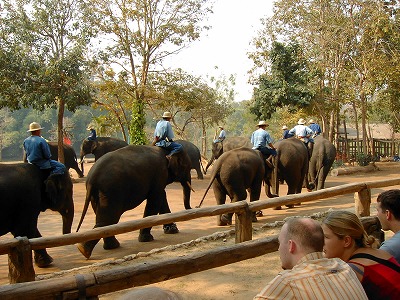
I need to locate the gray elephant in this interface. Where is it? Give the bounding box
[176,139,204,179]
[309,135,336,190]
[205,136,252,173]
[76,145,192,259]
[0,163,74,267]
[199,148,273,225]
[79,137,128,175]
[269,138,314,209]
[23,141,84,178]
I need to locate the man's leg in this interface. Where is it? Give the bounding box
[166,142,183,157]
[49,160,66,175]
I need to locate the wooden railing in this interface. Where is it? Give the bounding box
[0,178,399,299]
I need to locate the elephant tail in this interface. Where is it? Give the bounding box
[76,183,93,232]
[196,172,218,208]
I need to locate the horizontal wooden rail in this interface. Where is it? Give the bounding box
[0,236,279,299]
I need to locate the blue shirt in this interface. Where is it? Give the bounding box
[23,135,52,169]
[88,129,97,141]
[218,130,226,141]
[289,125,314,142]
[251,128,273,149]
[309,123,322,135]
[154,119,174,147]
[380,230,400,264]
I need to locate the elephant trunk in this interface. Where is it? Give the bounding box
[204,156,215,174]
[79,151,85,175]
[61,205,74,234]
[265,182,279,198]
[183,181,192,210]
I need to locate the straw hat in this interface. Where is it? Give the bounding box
[162,111,172,118]
[309,119,315,124]
[87,125,94,131]
[282,125,288,130]
[27,122,43,132]
[218,126,224,129]
[297,118,306,125]
[256,121,268,127]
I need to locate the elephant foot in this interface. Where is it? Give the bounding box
[163,223,179,234]
[103,236,120,250]
[34,251,53,268]
[255,210,263,217]
[77,242,95,259]
[286,204,295,208]
[219,214,232,226]
[273,206,282,210]
[138,233,154,242]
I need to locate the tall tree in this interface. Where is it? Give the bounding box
[90,0,213,145]
[0,0,94,161]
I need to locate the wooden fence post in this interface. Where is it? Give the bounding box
[235,206,252,243]
[354,187,371,217]
[8,236,35,283]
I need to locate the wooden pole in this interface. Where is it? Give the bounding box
[355,187,371,217]
[8,236,35,283]
[235,205,252,243]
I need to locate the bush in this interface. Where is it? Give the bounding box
[356,153,372,166]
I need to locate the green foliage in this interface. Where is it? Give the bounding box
[356,153,372,167]
[250,41,314,119]
[130,101,148,145]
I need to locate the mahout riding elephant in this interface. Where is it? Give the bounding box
[176,139,204,179]
[76,145,192,259]
[199,148,275,225]
[309,135,336,190]
[79,137,128,175]
[269,138,314,209]
[0,163,74,267]
[23,141,84,178]
[204,136,252,174]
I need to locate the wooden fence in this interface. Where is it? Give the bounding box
[337,137,400,160]
[0,178,399,299]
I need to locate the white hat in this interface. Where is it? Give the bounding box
[87,125,94,131]
[309,119,315,124]
[298,118,306,125]
[218,125,224,129]
[256,121,268,127]
[282,125,288,130]
[27,122,43,132]
[162,111,172,118]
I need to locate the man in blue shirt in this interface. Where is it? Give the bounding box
[23,122,66,175]
[152,111,183,159]
[288,118,314,158]
[282,125,293,139]
[376,189,400,263]
[214,126,226,143]
[308,119,322,137]
[251,121,276,167]
[87,126,97,141]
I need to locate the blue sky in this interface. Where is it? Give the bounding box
[165,1,274,101]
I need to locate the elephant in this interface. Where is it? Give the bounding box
[204,136,252,174]
[76,145,192,259]
[79,137,128,175]
[199,148,274,225]
[0,163,74,267]
[268,138,314,209]
[176,139,204,179]
[23,142,84,178]
[309,135,336,190]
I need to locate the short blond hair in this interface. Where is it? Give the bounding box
[322,210,375,248]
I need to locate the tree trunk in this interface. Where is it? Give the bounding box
[57,97,65,164]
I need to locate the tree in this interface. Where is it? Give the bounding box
[90,0,213,145]
[0,0,94,162]
[249,41,314,120]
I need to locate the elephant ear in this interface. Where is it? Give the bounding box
[45,174,64,209]
[90,140,98,152]
[167,152,190,182]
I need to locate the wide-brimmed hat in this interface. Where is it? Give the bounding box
[282,125,288,130]
[27,122,43,132]
[298,118,306,125]
[218,126,224,129]
[309,119,315,124]
[87,126,94,131]
[162,111,172,118]
[256,121,268,127]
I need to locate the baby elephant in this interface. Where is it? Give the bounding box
[199,147,265,225]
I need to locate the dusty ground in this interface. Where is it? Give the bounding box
[0,161,399,299]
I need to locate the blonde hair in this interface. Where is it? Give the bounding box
[322,210,375,248]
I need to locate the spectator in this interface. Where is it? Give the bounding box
[251,121,276,168]
[308,119,322,136]
[87,126,97,141]
[376,189,400,263]
[281,125,293,139]
[288,118,314,158]
[322,210,400,299]
[23,122,66,176]
[118,286,182,300]
[152,111,183,160]
[213,126,226,143]
[254,217,368,300]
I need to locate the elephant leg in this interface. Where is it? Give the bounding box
[34,248,53,268]
[157,191,180,235]
[139,191,164,242]
[77,239,101,259]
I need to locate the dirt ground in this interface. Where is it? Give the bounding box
[0,161,399,299]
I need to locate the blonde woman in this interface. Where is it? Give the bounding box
[322,210,400,299]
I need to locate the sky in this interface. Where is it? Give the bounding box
[165,1,275,102]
